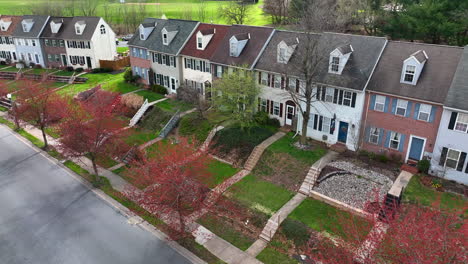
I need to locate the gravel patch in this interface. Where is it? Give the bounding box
[313,161,394,209]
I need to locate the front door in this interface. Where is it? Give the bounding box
[408,137,424,161]
[338,121,349,143]
[61,54,67,66]
[286,105,295,125]
[86,56,92,68]
[170,78,176,90]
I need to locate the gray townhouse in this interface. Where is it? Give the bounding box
[12,15,50,67]
[128,18,199,93]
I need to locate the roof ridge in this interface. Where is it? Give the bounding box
[388,40,464,49]
[324,31,387,39]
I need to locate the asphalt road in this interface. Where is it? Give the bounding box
[0,126,192,264]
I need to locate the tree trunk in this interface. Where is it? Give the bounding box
[91,156,100,184]
[300,93,313,145]
[40,126,48,150]
[177,197,185,236]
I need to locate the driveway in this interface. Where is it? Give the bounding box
[0,125,192,264]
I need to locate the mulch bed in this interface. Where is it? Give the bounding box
[339,151,400,181]
[419,174,468,197]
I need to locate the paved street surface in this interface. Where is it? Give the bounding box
[0,126,192,264]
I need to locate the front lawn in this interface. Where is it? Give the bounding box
[403,174,468,217]
[227,174,295,216]
[179,112,213,143]
[52,70,76,76]
[257,247,298,264]
[58,72,140,96]
[253,133,327,191]
[156,98,193,113]
[0,66,19,72]
[198,213,255,251]
[136,90,165,102]
[206,159,239,188]
[124,127,158,146]
[117,46,129,53]
[288,198,372,239]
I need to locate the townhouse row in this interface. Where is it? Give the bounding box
[127,18,468,185]
[0,15,116,69]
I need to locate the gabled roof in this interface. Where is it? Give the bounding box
[254,30,319,78]
[59,16,102,40]
[367,41,463,103]
[412,50,428,63]
[180,23,230,60]
[337,44,353,55]
[13,15,49,38]
[316,33,387,91]
[40,16,73,39]
[445,46,468,111]
[0,15,22,36]
[128,18,199,55]
[210,25,275,69]
[233,33,249,41]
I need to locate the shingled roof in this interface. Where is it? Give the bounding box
[128,18,199,55]
[180,23,229,60]
[13,15,49,38]
[210,25,274,69]
[367,41,463,104]
[59,16,102,40]
[0,15,22,36]
[445,46,468,111]
[40,16,73,39]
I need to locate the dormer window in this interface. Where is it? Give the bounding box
[76,27,81,34]
[277,40,297,64]
[403,65,415,82]
[22,24,28,32]
[197,37,203,49]
[229,33,249,57]
[0,19,11,32]
[162,26,178,46]
[279,48,286,63]
[230,42,236,56]
[140,33,145,40]
[331,57,340,72]
[75,21,86,35]
[163,33,168,45]
[1,26,5,31]
[400,50,428,85]
[196,29,215,50]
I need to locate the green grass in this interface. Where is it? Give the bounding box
[179,112,213,143]
[58,72,140,96]
[117,47,129,53]
[64,160,90,176]
[156,99,193,113]
[257,247,298,264]
[228,174,295,216]
[288,198,372,239]
[403,174,468,216]
[52,70,76,76]
[206,159,239,188]
[0,105,8,112]
[44,126,60,139]
[125,127,159,146]
[136,90,165,102]
[198,213,255,251]
[268,133,327,164]
[0,66,19,72]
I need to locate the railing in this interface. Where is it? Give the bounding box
[129,99,149,127]
[158,110,181,139]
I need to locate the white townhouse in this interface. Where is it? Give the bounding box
[431,46,468,185]
[179,23,230,97]
[62,16,116,69]
[0,15,21,63]
[295,33,387,151]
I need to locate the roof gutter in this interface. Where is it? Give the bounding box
[363,39,387,92]
[176,22,200,56]
[250,29,275,70]
[37,16,50,38]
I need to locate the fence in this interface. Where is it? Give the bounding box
[99,56,130,71]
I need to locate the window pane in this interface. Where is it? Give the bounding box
[457,113,468,123]
[447,149,460,160]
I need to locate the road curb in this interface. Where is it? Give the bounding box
[0,123,207,264]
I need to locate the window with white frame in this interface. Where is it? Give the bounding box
[163,76,169,87]
[197,37,202,49]
[32,40,36,46]
[343,91,352,106]
[445,149,461,169]
[162,55,166,65]
[195,60,201,71]
[273,102,280,116]
[375,95,385,112]
[288,78,296,91]
[323,117,331,133]
[404,65,416,83]
[278,47,286,63]
[331,57,340,72]
[261,72,268,85]
[389,131,400,150]
[170,56,175,67]
[418,104,431,122]
[100,25,106,34]
[163,33,168,45]
[455,113,468,133]
[369,127,380,145]
[260,98,267,112]
[274,75,281,88]
[216,65,222,77]
[396,99,408,116]
[325,88,334,102]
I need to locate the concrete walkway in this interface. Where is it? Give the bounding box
[299,151,339,195]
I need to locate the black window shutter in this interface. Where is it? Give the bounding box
[166,55,170,66]
[174,57,176,67]
[258,72,261,84]
[258,98,260,112]
[281,77,285,89]
[280,103,283,117]
[313,114,318,130]
[319,116,323,131]
[439,147,448,166]
[270,101,274,114]
[321,86,326,101]
[268,74,271,87]
[296,79,300,93]
[184,58,187,68]
[267,100,270,113]
[466,162,468,173]
[351,92,357,108]
[333,89,338,104]
[338,90,344,105]
[457,152,466,171]
[316,86,321,100]
[448,112,458,130]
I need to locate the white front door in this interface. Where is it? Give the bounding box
[286,105,295,125]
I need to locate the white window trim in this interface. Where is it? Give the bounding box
[330,56,340,73]
[454,113,468,133]
[375,95,385,112]
[389,131,400,150]
[369,127,380,145]
[325,88,334,103]
[445,148,461,169]
[396,99,408,117]
[273,101,280,116]
[402,64,416,84]
[322,117,331,133]
[261,98,267,112]
[418,104,431,122]
[261,72,268,86]
[274,75,281,88]
[343,91,352,106]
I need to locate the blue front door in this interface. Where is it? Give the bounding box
[338,122,348,143]
[409,137,424,161]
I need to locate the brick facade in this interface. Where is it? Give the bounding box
[361,91,443,162]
